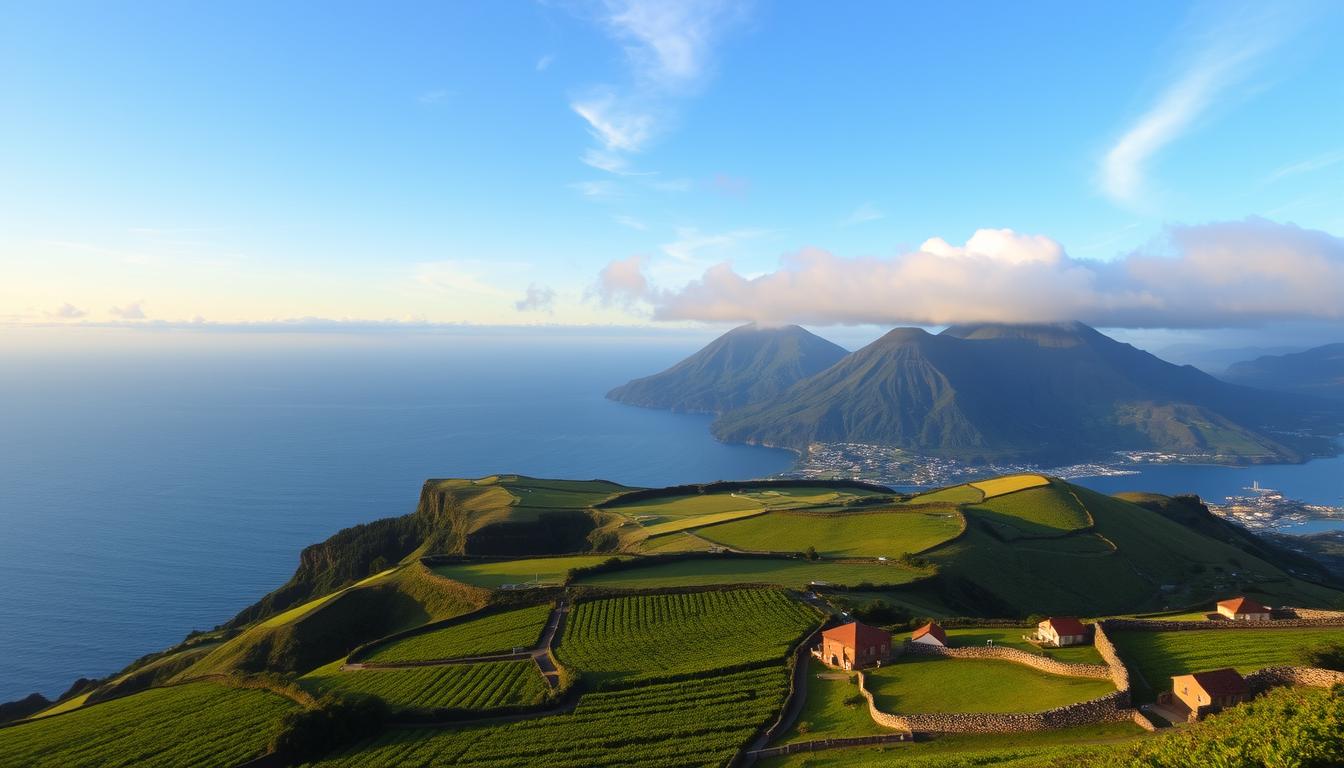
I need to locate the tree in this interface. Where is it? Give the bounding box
[1296,641,1344,671]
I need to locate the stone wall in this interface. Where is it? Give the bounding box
[1101,616,1344,632]
[1091,622,1132,697]
[1245,665,1344,691]
[1288,608,1344,621]
[901,642,1112,681]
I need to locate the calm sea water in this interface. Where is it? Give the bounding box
[2,333,1341,701]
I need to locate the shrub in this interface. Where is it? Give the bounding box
[269,693,388,763]
[1296,641,1344,672]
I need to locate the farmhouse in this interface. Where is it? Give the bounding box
[1216,596,1272,621]
[1036,617,1088,647]
[1170,668,1250,719]
[818,621,891,670]
[909,621,948,647]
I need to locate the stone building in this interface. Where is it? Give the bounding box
[1170,668,1250,720]
[1036,617,1088,647]
[1216,596,1271,621]
[818,621,891,670]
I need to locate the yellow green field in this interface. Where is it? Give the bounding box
[573,556,923,590]
[902,485,985,505]
[970,474,1050,498]
[640,507,767,536]
[692,508,963,557]
[431,555,618,587]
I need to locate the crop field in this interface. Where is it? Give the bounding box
[640,507,766,536]
[902,484,984,505]
[302,659,546,710]
[970,474,1050,498]
[969,486,1092,539]
[637,532,714,553]
[1109,627,1344,690]
[778,658,893,744]
[572,557,923,590]
[694,508,962,557]
[939,627,1105,665]
[609,492,764,522]
[0,681,297,768]
[556,588,817,684]
[363,604,551,662]
[306,665,789,768]
[865,656,1116,714]
[430,555,617,587]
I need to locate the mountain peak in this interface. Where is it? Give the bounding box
[940,321,1101,348]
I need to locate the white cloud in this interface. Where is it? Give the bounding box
[535,54,555,72]
[571,94,655,153]
[569,180,621,199]
[841,202,885,226]
[599,218,1344,329]
[514,284,557,313]
[1100,5,1294,207]
[109,301,147,320]
[594,254,649,308]
[49,303,87,319]
[1267,148,1344,182]
[613,214,647,230]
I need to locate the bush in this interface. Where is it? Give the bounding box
[269,692,388,763]
[1297,641,1344,672]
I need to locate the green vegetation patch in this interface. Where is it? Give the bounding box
[306,665,788,768]
[363,604,552,662]
[430,555,617,587]
[556,588,818,685]
[779,658,894,744]
[866,656,1115,714]
[302,659,546,711]
[941,627,1105,665]
[573,557,923,590]
[970,474,1051,498]
[610,492,764,523]
[641,507,766,536]
[1110,627,1344,694]
[969,486,1091,539]
[0,682,297,768]
[903,484,985,505]
[694,508,962,557]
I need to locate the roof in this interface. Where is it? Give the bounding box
[911,621,948,645]
[822,621,891,649]
[1218,596,1270,614]
[1040,617,1087,636]
[1179,668,1249,698]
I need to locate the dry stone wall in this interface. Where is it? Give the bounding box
[1246,666,1344,691]
[901,642,1111,680]
[1101,616,1344,632]
[1092,622,1132,696]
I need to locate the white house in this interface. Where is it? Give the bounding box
[910,621,948,647]
[1036,617,1088,647]
[1216,596,1271,621]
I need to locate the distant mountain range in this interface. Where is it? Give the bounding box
[610,322,1342,464]
[1222,343,1344,400]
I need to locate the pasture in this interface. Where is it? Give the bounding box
[970,474,1050,498]
[939,627,1105,665]
[608,492,764,523]
[1109,627,1344,692]
[969,486,1091,538]
[572,557,923,590]
[555,588,817,685]
[0,682,297,768]
[640,507,766,537]
[901,484,985,505]
[430,555,617,587]
[693,508,962,557]
[306,665,789,768]
[865,656,1116,714]
[362,604,552,662]
[302,659,546,711]
[778,659,894,744]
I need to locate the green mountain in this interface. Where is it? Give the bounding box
[710,322,1332,463]
[606,322,848,413]
[1223,343,1344,400]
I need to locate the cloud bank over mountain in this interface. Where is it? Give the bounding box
[596,218,1344,329]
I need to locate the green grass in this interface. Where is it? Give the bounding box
[363,604,552,662]
[692,508,963,557]
[778,658,894,744]
[865,656,1116,714]
[556,588,818,685]
[1110,627,1344,696]
[503,477,630,510]
[938,627,1105,665]
[970,474,1050,498]
[902,484,985,505]
[430,555,618,587]
[572,557,924,590]
[970,486,1091,538]
[0,682,297,768]
[637,532,716,553]
[301,659,546,711]
[640,507,766,536]
[305,665,789,768]
[609,492,764,522]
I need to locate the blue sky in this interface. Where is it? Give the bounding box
[2,1,1342,332]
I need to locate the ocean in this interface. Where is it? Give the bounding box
[2,331,1341,701]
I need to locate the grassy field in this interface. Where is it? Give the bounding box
[640,507,766,536]
[302,659,546,711]
[572,557,923,590]
[970,474,1050,498]
[903,484,985,505]
[865,656,1116,714]
[1110,627,1344,695]
[609,492,764,522]
[502,477,630,510]
[692,508,963,557]
[637,532,716,553]
[0,682,297,768]
[307,665,789,768]
[970,486,1091,538]
[938,627,1105,665]
[556,588,817,685]
[363,604,552,662]
[778,658,894,744]
[760,722,1146,767]
[430,555,617,587]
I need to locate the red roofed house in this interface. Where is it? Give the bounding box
[1216,596,1271,621]
[1170,668,1250,720]
[1035,617,1088,647]
[910,621,948,648]
[819,621,891,670]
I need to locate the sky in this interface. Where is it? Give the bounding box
[2,1,1343,343]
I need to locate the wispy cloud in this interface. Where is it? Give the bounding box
[613,214,647,230]
[48,303,87,319]
[535,54,555,72]
[417,89,450,105]
[841,202,885,226]
[569,180,621,199]
[414,261,515,298]
[571,93,655,153]
[1267,148,1344,182]
[109,300,147,320]
[1100,4,1298,207]
[514,284,557,313]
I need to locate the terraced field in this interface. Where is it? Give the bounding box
[306,665,789,768]
[302,660,547,711]
[1110,627,1344,691]
[430,556,618,587]
[865,656,1116,714]
[556,588,818,685]
[0,682,297,768]
[363,604,551,662]
[693,508,962,557]
[574,556,923,590]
